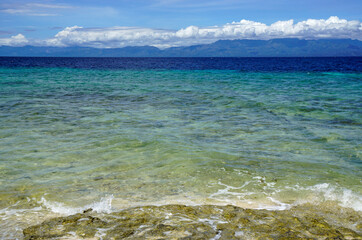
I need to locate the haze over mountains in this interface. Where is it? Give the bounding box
[0,38,361,57]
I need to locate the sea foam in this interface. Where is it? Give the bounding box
[39,195,114,215]
[306,183,362,211]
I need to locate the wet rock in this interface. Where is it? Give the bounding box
[23,204,361,239]
[83,208,93,213]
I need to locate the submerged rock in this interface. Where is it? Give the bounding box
[23,204,361,239]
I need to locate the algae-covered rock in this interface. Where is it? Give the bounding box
[23,204,361,239]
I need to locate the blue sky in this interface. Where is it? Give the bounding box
[1,0,361,48]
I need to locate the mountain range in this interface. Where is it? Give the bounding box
[0,38,361,57]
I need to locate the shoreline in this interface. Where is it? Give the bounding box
[23,203,361,239]
[2,193,361,239]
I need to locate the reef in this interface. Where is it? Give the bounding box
[23,204,361,239]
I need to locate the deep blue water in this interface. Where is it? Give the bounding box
[0,57,361,71]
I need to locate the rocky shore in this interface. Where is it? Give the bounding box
[24,204,361,239]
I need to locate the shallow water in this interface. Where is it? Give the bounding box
[0,58,361,239]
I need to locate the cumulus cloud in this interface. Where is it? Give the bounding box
[1,17,361,48]
[44,26,176,48]
[0,34,28,46]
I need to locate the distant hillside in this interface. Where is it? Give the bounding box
[165,39,362,57]
[0,39,361,57]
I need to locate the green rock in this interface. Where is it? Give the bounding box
[23,204,361,239]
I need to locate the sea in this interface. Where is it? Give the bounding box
[0,57,361,239]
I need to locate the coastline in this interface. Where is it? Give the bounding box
[23,203,361,239]
[1,189,360,239]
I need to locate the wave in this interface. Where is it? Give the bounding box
[38,195,114,215]
[208,178,362,212]
[32,182,362,216]
[1,183,361,239]
[305,183,362,211]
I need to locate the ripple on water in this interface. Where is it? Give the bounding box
[0,66,361,238]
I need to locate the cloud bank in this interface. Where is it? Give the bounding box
[1,16,361,48]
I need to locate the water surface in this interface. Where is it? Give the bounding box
[0,57,361,239]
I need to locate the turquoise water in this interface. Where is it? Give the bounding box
[0,67,361,238]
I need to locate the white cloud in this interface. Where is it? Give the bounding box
[1,17,361,48]
[1,2,74,16]
[43,26,177,48]
[0,34,28,46]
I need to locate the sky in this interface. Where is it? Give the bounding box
[0,0,361,48]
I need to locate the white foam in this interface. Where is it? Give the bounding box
[39,195,114,215]
[306,183,362,211]
[208,178,292,210]
[208,177,362,212]
[209,181,253,200]
[261,197,291,211]
[35,182,361,216]
[87,195,114,214]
